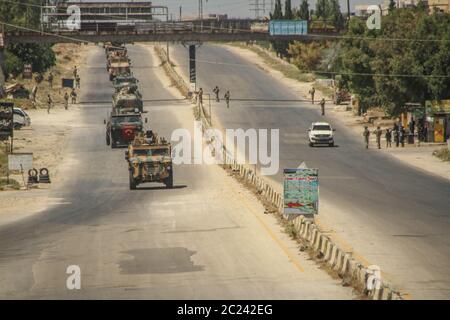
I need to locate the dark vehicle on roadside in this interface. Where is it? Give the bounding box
[105,113,147,148]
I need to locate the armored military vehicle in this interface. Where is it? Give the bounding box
[113,74,139,93]
[125,132,173,190]
[105,113,146,148]
[112,89,143,114]
[108,60,131,81]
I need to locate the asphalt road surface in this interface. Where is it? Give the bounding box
[0,45,354,299]
[169,44,450,299]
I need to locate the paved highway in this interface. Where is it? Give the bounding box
[169,44,450,299]
[0,45,353,299]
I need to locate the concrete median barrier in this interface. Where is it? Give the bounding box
[156,44,401,300]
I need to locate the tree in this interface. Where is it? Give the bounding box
[315,0,329,19]
[298,0,310,21]
[388,0,396,13]
[270,0,287,58]
[334,9,450,116]
[329,0,344,29]
[285,0,294,20]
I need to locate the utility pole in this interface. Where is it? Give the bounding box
[198,0,208,20]
[179,6,182,21]
[250,0,266,19]
[347,0,351,21]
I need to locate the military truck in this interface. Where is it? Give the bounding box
[113,75,140,94]
[109,61,131,81]
[125,133,173,190]
[105,113,147,148]
[112,89,143,114]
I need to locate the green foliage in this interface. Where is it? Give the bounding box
[298,0,310,21]
[335,9,450,116]
[7,44,56,74]
[284,0,293,20]
[315,0,329,19]
[288,42,324,71]
[0,1,56,77]
[4,50,23,78]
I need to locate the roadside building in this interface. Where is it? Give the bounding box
[428,0,449,12]
[425,100,450,143]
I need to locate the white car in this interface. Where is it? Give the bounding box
[13,107,31,129]
[308,122,335,147]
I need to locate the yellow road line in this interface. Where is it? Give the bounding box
[230,183,304,273]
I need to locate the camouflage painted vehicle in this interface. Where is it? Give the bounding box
[125,133,173,190]
[105,113,146,148]
[108,61,131,81]
[112,89,143,114]
[113,74,139,93]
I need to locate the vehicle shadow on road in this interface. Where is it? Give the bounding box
[134,185,187,191]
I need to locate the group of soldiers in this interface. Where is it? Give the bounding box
[363,124,408,149]
[46,66,79,114]
[309,87,326,116]
[197,86,231,108]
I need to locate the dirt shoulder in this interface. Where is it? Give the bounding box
[0,44,90,223]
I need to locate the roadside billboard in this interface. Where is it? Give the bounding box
[269,20,308,36]
[8,153,33,172]
[283,168,319,215]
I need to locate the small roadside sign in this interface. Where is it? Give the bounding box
[8,153,33,172]
[62,78,75,88]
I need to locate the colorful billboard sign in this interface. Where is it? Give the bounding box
[269,20,308,36]
[283,168,319,215]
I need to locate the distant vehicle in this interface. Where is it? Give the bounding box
[105,113,146,148]
[125,132,173,190]
[113,75,139,93]
[13,107,31,129]
[308,122,335,147]
[112,90,143,114]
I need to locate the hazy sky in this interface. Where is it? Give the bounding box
[157,0,384,19]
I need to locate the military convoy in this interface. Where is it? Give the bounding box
[125,133,173,190]
[103,43,174,189]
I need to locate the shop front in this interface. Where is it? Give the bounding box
[426,100,450,143]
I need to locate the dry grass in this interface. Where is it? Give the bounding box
[228,42,316,83]
[433,148,450,162]
[5,43,89,110]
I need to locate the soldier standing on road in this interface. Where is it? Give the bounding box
[47,72,54,88]
[73,66,78,79]
[374,126,383,149]
[309,87,315,104]
[198,88,203,106]
[393,125,400,147]
[224,91,230,108]
[70,88,77,104]
[363,126,370,149]
[320,98,326,116]
[76,74,81,89]
[213,86,220,102]
[385,128,392,148]
[400,127,406,147]
[64,92,69,110]
[47,94,53,114]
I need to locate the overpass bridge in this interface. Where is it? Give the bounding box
[2,30,339,45]
[1,20,341,45]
